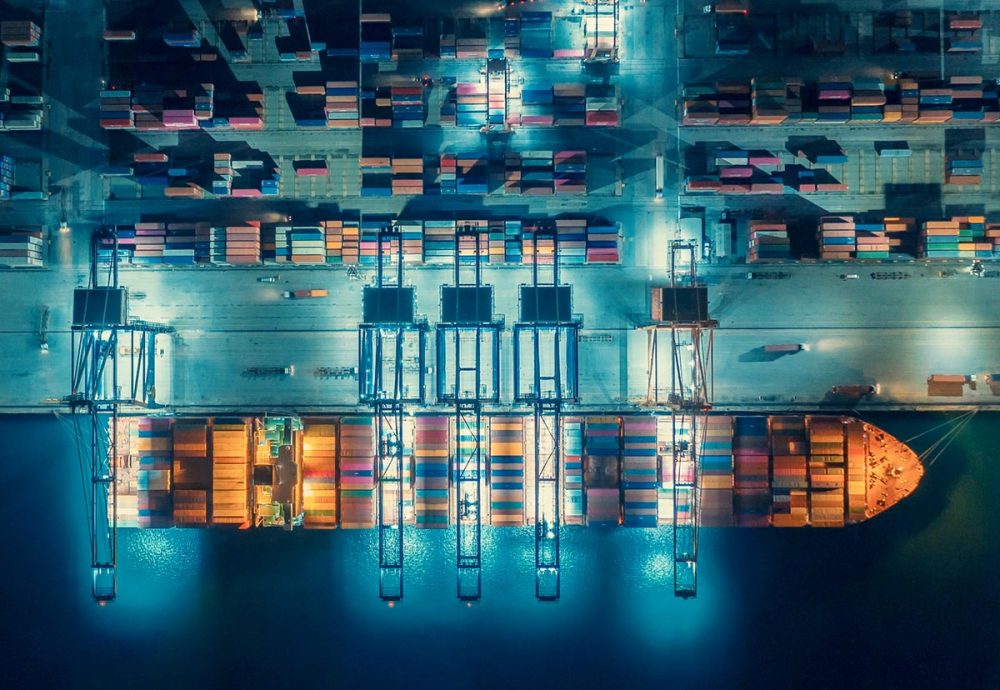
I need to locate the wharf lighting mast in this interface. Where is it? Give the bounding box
[436,224,503,601]
[359,222,427,601]
[513,227,580,601]
[644,240,716,598]
[69,228,170,603]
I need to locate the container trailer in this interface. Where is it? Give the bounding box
[282,289,328,299]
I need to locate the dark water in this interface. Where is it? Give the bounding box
[2,413,998,689]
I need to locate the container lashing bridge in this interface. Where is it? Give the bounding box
[69,229,170,603]
[436,224,504,601]
[359,222,427,602]
[514,229,580,601]
[643,241,716,598]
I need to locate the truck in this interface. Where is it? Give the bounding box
[282,289,328,299]
[654,155,664,199]
[831,384,878,396]
[875,140,911,158]
[927,374,974,384]
[244,366,295,377]
[763,343,803,353]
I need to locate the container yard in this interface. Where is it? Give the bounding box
[3,0,1000,685]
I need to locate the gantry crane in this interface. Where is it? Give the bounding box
[436,223,503,600]
[513,226,580,601]
[69,228,169,603]
[582,0,620,63]
[643,240,715,598]
[358,221,427,601]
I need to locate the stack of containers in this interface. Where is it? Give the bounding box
[390,85,424,128]
[769,417,809,527]
[916,80,953,123]
[0,155,11,200]
[817,216,857,260]
[455,21,487,59]
[132,222,198,265]
[748,221,791,262]
[951,76,996,122]
[586,221,619,263]
[339,417,375,528]
[288,225,325,264]
[562,418,585,525]
[172,420,209,526]
[622,417,658,527]
[947,15,983,53]
[700,415,735,527]
[360,14,392,61]
[488,66,506,128]
[490,417,525,525]
[750,78,799,124]
[302,419,338,529]
[322,220,345,263]
[945,153,982,186]
[504,18,520,58]
[504,220,523,263]
[519,83,554,126]
[504,152,522,193]
[111,418,139,527]
[424,220,456,264]
[896,77,919,123]
[455,152,488,194]
[554,151,586,194]
[521,221,555,264]
[210,223,261,265]
[325,81,360,127]
[439,87,457,126]
[414,417,450,528]
[884,216,916,257]
[987,222,1000,256]
[100,89,134,128]
[397,220,423,263]
[519,12,552,58]
[439,153,457,193]
[457,220,489,263]
[584,416,621,527]
[553,84,585,126]
[656,415,683,525]
[584,84,619,126]
[1,20,41,46]
[733,416,770,526]
[358,219,383,265]
[391,158,424,195]
[360,156,392,196]
[921,216,993,259]
[211,418,250,526]
[359,86,392,127]
[683,84,721,125]
[808,417,846,527]
[294,160,327,177]
[854,220,891,259]
[845,419,867,522]
[137,418,173,528]
[455,84,487,128]
[816,79,852,122]
[488,220,507,263]
[0,229,44,266]
[716,82,752,124]
[851,78,886,122]
[212,153,233,195]
[439,20,456,58]
[555,219,586,264]
[520,150,552,195]
[340,221,360,264]
[392,25,424,59]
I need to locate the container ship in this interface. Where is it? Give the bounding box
[112,414,922,530]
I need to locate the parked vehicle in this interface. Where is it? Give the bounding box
[257,275,279,283]
[282,289,328,299]
[764,343,804,353]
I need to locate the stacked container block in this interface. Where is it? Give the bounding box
[584,416,621,527]
[414,417,449,528]
[770,417,809,527]
[302,420,337,528]
[622,417,658,527]
[137,418,173,528]
[489,418,525,525]
[808,417,846,527]
[700,415,735,527]
[172,420,209,526]
[562,418,585,525]
[733,416,770,526]
[211,419,250,526]
[340,417,375,528]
